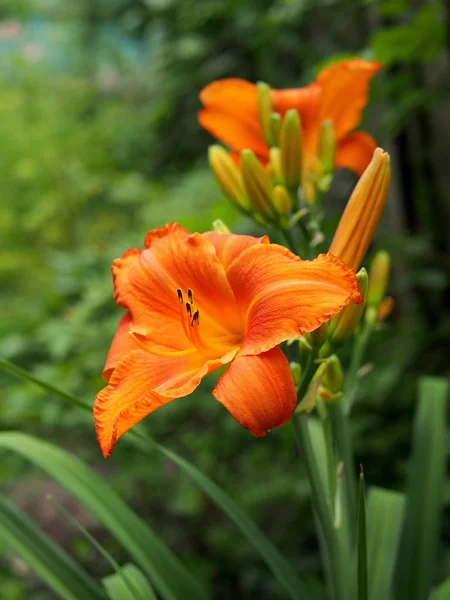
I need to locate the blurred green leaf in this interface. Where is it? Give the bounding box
[0,432,207,600]
[0,492,105,600]
[429,576,450,600]
[357,470,368,600]
[367,487,405,600]
[395,377,448,600]
[103,564,157,600]
[370,4,445,65]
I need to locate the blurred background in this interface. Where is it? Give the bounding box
[0,0,449,598]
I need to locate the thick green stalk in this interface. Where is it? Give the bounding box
[292,415,348,600]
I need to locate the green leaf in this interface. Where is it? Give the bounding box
[0,358,309,600]
[134,432,310,600]
[370,4,445,65]
[0,432,206,600]
[103,564,157,600]
[428,576,450,600]
[394,377,448,600]
[357,470,368,600]
[367,487,405,600]
[0,493,105,600]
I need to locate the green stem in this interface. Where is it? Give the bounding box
[296,346,318,403]
[342,320,374,415]
[292,415,348,600]
[329,401,357,548]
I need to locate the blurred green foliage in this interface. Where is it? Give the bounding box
[0,0,449,597]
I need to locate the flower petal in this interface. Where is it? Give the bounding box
[317,59,382,141]
[213,347,296,437]
[198,79,268,157]
[112,223,242,349]
[270,83,321,152]
[203,231,269,270]
[103,312,138,382]
[335,131,378,176]
[94,348,234,457]
[227,244,363,356]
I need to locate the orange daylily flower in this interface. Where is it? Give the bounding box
[94,223,363,457]
[199,58,382,177]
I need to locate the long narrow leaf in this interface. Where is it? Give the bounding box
[0,432,206,600]
[0,358,310,600]
[394,377,448,600]
[429,576,450,600]
[103,564,157,600]
[134,432,310,600]
[357,469,368,600]
[367,487,405,600]
[0,493,105,600]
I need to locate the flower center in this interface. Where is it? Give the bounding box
[176,287,211,354]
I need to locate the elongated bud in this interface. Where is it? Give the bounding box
[322,355,343,394]
[268,147,283,183]
[270,112,281,146]
[367,250,391,307]
[289,362,302,387]
[208,145,251,211]
[240,150,276,220]
[212,219,231,234]
[257,82,273,147]
[279,109,302,190]
[377,296,394,321]
[272,184,292,216]
[329,148,391,270]
[319,120,335,174]
[310,321,329,348]
[329,268,368,342]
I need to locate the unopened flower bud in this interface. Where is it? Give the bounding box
[270,112,281,146]
[257,82,273,147]
[377,296,394,321]
[212,219,231,234]
[329,268,368,342]
[329,148,391,270]
[368,250,391,307]
[272,185,292,216]
[241,149,276,220]
[208,145,250,211]
[289,362,302,386]
[310,321,329,348]
[319,120,335,174]
[268,147,283,183]
[279,109,302,190]
[322,355,343,394]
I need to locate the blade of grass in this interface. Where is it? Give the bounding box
[428,576,450,600]
[0,493,105,600]
[357,468,368,600]
[0,432,206,600]
[103,564,157,600]
[48,495,152,600]
[0,357,310,600]
[394,377,448,600]
[366,487,405,600]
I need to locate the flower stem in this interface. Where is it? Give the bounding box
[342,320,374,415]
[292,415,348,600]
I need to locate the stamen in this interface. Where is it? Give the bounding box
[191,309,200,327]
[177,288,183,303]
[186,302,192,318]
[187,288,194,304]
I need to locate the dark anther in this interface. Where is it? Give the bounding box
[186,302,192,317]
[177,289,183,303]
[191,309,200,326]
[187,288,193,304]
